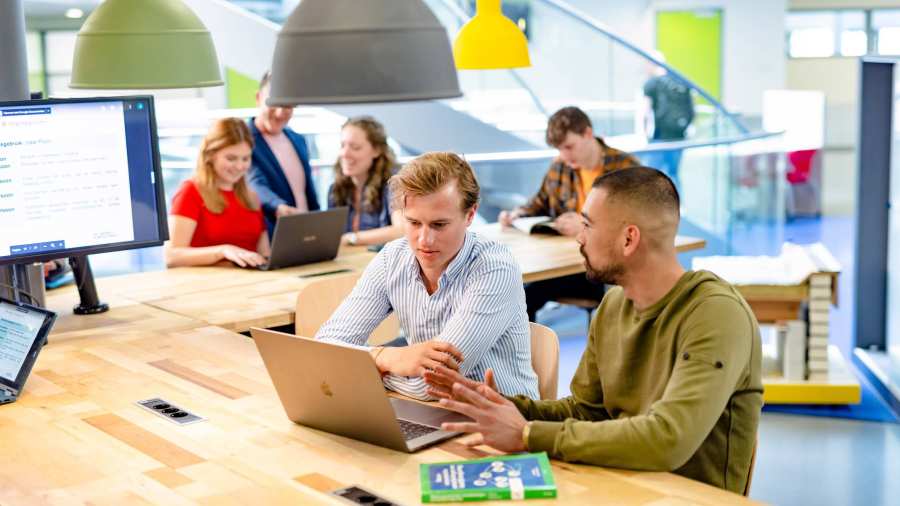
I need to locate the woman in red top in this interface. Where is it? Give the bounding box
[165,118,269,268]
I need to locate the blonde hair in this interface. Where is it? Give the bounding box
[195,118,258,214]
[389,152,479,212]
[331,116,396,213]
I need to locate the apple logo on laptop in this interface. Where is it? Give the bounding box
[320,381,333,397]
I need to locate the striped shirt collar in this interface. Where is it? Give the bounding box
[405,230,476,289]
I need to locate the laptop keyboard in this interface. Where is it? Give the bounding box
[397,419,439,441]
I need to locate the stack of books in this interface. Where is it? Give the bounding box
[693,242,840,383]
[806,273,833,380]
[778,320,807,381]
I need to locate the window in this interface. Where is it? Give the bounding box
[25,32,45,96]
[838,11,867,56]
[44,31,77,95]
[788,12,836,58]
[842,30,867,56]
[874,10,900,55]
[786,10,866,58]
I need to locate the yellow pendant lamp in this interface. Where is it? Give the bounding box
[453,0,531,69]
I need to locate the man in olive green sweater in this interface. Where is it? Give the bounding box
[425,166,763,495]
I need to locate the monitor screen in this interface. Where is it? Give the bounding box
[0,96,167,265]
[0,299,54,389]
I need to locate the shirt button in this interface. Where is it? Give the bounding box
[715,361,724,369]
[682,352,690,360]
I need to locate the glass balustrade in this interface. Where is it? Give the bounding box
[78,0,791,276]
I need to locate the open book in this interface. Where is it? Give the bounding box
[511,216,560,235]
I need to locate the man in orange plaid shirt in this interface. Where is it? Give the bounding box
[499,106,640,321]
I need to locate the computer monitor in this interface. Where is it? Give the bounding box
[0,96,167,266]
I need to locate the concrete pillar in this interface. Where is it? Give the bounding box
[0,0,46,307]
[0,0,29,101]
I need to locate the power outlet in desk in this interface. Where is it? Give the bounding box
[332,485,403,506]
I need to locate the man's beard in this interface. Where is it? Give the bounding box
[580,246,624,285]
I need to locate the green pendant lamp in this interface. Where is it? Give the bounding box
[70,0,222,89]
[453,0,531,69]
[267,0,461,106]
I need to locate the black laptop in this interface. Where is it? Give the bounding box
[259,207,350,270]
[0,297,56,405]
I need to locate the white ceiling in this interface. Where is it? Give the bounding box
[24,0,100,18]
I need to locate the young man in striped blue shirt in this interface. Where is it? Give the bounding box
[315,152,539,401]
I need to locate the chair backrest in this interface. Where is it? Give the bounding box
[529,322,559,400]
[744,438,758,497]
[294,271,399,345]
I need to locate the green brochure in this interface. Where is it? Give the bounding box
[420,451,557,503]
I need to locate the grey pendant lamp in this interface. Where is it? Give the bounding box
[267,0,462,106]
[70,0,223,89]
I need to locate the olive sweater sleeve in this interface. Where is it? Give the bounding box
[524,295,755,471]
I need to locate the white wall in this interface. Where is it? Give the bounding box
[183,0,282,109]
[786,58,858,148]
[785,57,859,216]
[792,0,900,8]
[785,0,868,216]
[642,0,787,118]
[502,0,650,114]
[784,0,900,219]
[536,0,786,118]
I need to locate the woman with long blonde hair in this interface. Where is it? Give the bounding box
[328,116,403,246]
[165,118,269,267]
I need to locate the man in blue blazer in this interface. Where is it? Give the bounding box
[248,71,321,237]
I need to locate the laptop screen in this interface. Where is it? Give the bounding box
[0,299,55,390]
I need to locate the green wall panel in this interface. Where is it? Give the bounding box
[28,73,46,96]
[656,10,722,103]
[226,67,259,109]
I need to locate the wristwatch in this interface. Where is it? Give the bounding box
[521,421,532,451]
[347,232,359,246]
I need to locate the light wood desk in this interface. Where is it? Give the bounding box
[0,303,759,505]
[474,224,707,283]
[63,249,377,333]
[75,228,704,334]
[94,248,376,303]
[145,274,342,333]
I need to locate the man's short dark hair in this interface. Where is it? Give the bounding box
[546,106,592,147]
[592,166,680,217]
[259,70,272,90]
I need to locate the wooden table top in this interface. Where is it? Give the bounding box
[66,227,705,335]
[88,249,377,304]
[473,224,707,283]
[0,306,759,505]
[49,249,376,333]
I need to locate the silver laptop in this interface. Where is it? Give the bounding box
[251,327,468,452]
[259,207,349,270]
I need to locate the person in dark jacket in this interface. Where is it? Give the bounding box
[247,70,320,237]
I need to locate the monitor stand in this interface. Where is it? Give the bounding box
[69,256,109,315]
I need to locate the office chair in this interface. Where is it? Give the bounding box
[529,322,560,400]
[294,271,399,345]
